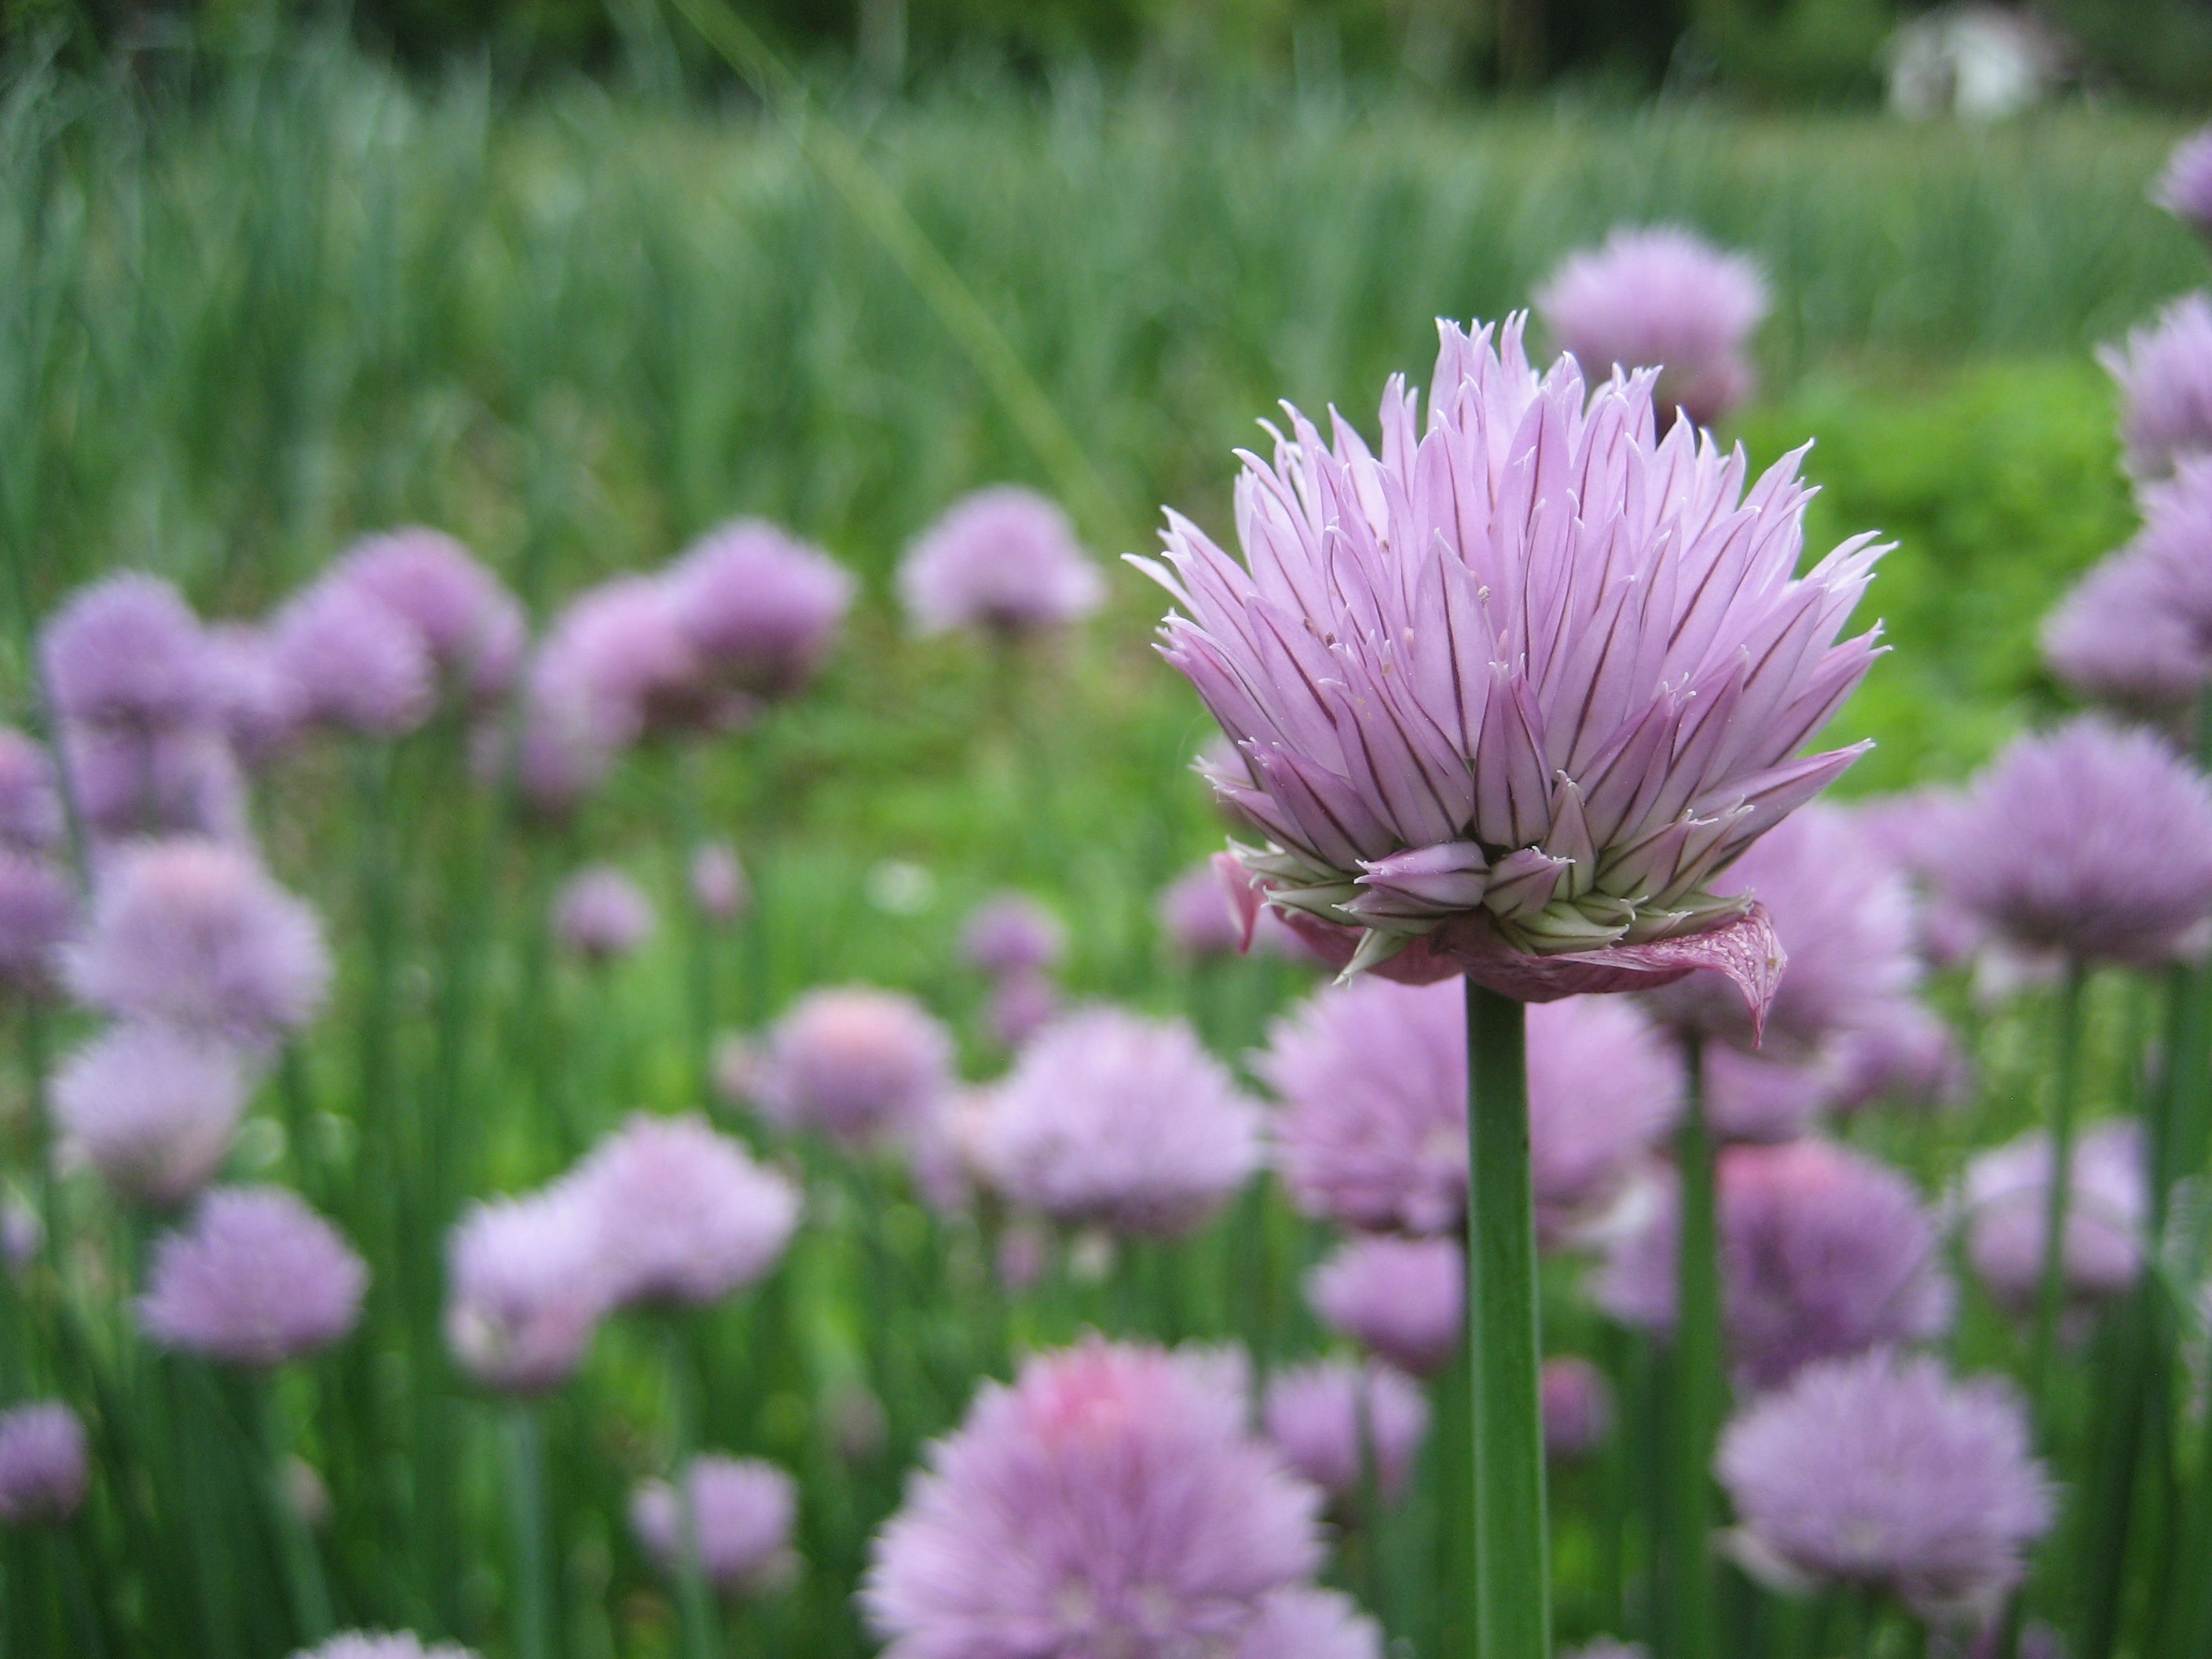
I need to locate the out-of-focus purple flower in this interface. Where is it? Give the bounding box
[0,732,60,853]
[752,988,956,1148]
[0,1401,87,1524]
[269,579,435,738]
[961,892,1066,977]
[1263,979,1677,1239]
[631,1456,800,1596]
[1699,1043,1839,1144]
[204,624,305,767]
[65,839,329,1045]
[862,1338,1323,1659]
[986,972,1060,1050]
[529,577,719,772]
[979,1007,1261,1237]
[1598,1139,1953,1391]
[1306,1234,1462,1375]
[40,573,215,733]
[1716,1350,2052,1623]
[2043,545,2208,721]
[1829,1004,1972,1115]
[1261,1358,1429,1503]
[554,866,655,965]
[1850,789,1987,970]
[668,519,854,701]
[1536,225,1770,428]
[2,1196,42,1273]
[1644,805,1920,1061]
[62,723,247,844]
[995,1216,1049,1291]
[330,529,526,704]
[2103,292,2212,482]
[1158,859,1321,963]
[571,1113,800,1309]
[906,1090,994,1216]
[2159,126,2212,240]
[1965,1119,2144,1323]
[899,487,1104,638]
[1142,318,1877,1013]
[51,1023,251,1205]
[1232,1588,1381,1659]
[0,853,74,996]
[445,1182,611,1393]
[690,844,749,923]
[1932,717,2212,965]
[140,1185,367,1368]
[1541,1356,1615,1460]
[291,1635,478,1659]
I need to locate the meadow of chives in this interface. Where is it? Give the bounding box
[3,31,2212,1659]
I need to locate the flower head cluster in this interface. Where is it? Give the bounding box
[668,519,855,700]
[444,1182,613,1393]
[206,624,305,766]
[328,529,526,704]
[1599,1139,1952,1391]
[0,852,75,996]
[1964,1119,2145,1321]
[2159,126,2212,240]
[41,574,217,734]
[900,486,1104,637]
[1144,318,1880,1008]
[2045,458,2212,721]
[751,987,956,1148]
[1716,1351,2052,1622]
[862,1339,1323,1659]
[63,723,246,844]
[2102,292,2212,482]
[269,577,435,738]
[980,1008,1261,1236]
[1542,1357,1614,1460]
[1232,1590,1381,1659]
[631,1456,800,1596]
[0,1402,87,1524]
[1930,717,2212,966]
[962,893,1066,977]
[1306,1234,1462,1375]
[140,1185,367,1368]
[690,844,749,922]
[570,1114,800,1308]
[0,731,61,854]
[1261,1359,1429,1502]
[1535,226,1770,428]
[554,866,656,964]
[51,1024,253,1205]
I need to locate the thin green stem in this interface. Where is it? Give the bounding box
[1668,1033,1723,1659]
[675,749,716,1111]
[258,1379,332,1645]
[661,1321,721,1659]
[507,1404,555,1659]
[2027,961,2090,1411]
[1464,980,1548,1659]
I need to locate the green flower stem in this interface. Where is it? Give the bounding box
[661,1321,722,1659]
[506,1404,555,1659]
[1464,980,1549,1659]
[258,1379,332,1645]
[1668,1032,1723,1659]
[1354,1364,1390,1639]
[2027,961,2090,1412]
[675,749,717,1111]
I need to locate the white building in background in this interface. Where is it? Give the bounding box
[1885,4,2072,120]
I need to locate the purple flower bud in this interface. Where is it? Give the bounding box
[62,722,247,844]
[667,519,854,700]
[1306,1234,1462,1375]
[65,839,329,1045]
[1540,1356,1614,1461]
[204,624,306,767]
[445,1183,611,1393]
[1262,1357,1428,1503]
[140,1185,367,1368]
[689,843,749,923]
[570,1113,800,1309]
[51,1023,253,1205]
[330,528,526,704]
[0,731,61,853]
[961,892,1065,977]
[753,988,955,1148]
[979,1007,1262,1237]
[1536,226,1769,428]
[269,578,435,738]
[863,1339,1324,1659]
[2102,292,2212,482]
[631,1456,799,1597]
[0,1401,87,1524]
[531,577,720,761]
[1964,1119,2145,1323]
[899,486,1104,637]
[553,866,655,965]
[2159,126,2212,241]
[1717,1350,2052,1624]
[40,573,216,733]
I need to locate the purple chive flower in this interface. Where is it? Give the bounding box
[2103,292,2212,482]
[1141,318,1880,1010]
[61,722,247,844]
[1535,225,1771,429]
[631,1456,800,1596]
[1716,1350,2053,1623]
[1598,1139,1952,1391]
[291,1636,478,1659]
[1261,1358,1429,1503]
[961,892,1066,978]
[40,573,215,733]
[3,1198,42,1274]
[328,528,527,703]
[1306,1233,1463,1375]
[0,853,74,995]
[667,519,855,701]
[1158,859,1320,963]
[899,486,1104,637]
[0,1402,87,1524]
[862,1338,1324,1659]
[0,731,60,853]
[140,1185,367,1368]
[269,578,435,738]
[1643,804,1920,1060]
[2159,126,2212,240]
[204,624,306,767]
[1829,1004,1971,1115]
[1698,1044,1841,1144]
[1262,978,1677,1239]
[752,987,956,1148]
[979,1007,1262,1237]
[553,866,656,965]
[65,839,329,1045]
[690,843,749,922]
[2043,545,2208,720]
[1541,1356,1614,1460]
[51,1024,252,1205]
[444,1183,612,1394]
[570,1113,800,1309]
[986,972,1061,1050]
[1933,717,2212,965]
[1232,1588,1382,1659]
[1964,1119,2145,1323]
[530,576,719,764]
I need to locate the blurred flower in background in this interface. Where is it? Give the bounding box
[899,486,1103,639]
